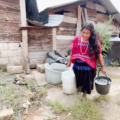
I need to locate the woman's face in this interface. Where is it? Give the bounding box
[81,28,91,41]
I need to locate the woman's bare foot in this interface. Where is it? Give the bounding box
[82,93,87,98]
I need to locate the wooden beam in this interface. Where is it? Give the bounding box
[20,0,30,74]
[84,8,88,22]
[76,5,81,36]
[86,1,106,13]
[52,28,57,50]
[63,16,77,24]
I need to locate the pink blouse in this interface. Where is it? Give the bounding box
[70,36,102,69]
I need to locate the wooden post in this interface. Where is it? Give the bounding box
[52,28,57,50]
[76,5,82,36]
[20,0,30,74]
[84,8,88,22]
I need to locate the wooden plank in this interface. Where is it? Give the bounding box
[29,39,52,45]
[1,0,19,4]
[96,13,109,22]
[86,1,95,10]
[0,10,20,23]
[0,33,21,42]
[64,12,77,18]
[64,6,77,14]
[63,16,77,24]
[60,22,77,29]
[76,5,81,36]
[81,8,85,25]
[29,51,49,59]
[28,28,52,35]
[86,1,106,13]
[0,22,20,33]
[57,29,75,36]
[0,0,20,9]
[29,44,53,51]
[57,35,75,40]
[0,4,20,13]
[86,8,97,21]
[84,8,88,22]
[52,28,57,50]
[20,0,30,73]
[57,40,72,45]
[48,8,64,14]
[95,4,106,13]
[28,35,52,41]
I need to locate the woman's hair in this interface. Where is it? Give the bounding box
[81,22,100,60]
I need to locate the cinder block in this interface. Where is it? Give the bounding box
[18,50,23,57]
[37,64,45,73]
[1,51,18,57]
[9,57,24,65]
[0,43,8,51]
[8,43,19,50]
[7,66,23,75]
[0,108,13,120]
[0,58,9,65]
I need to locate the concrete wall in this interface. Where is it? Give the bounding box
[0,43,24,66]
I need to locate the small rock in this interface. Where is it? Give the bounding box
[37,64,45,73]
[0,108,13,120]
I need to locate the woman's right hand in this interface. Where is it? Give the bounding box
[66,62,71,67]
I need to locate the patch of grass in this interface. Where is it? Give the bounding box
[0,84,19,112]
[0,82,6,86]
[37,87,48,95]
[47,100,68,113]
[0,66,6,72]
[47,99,103,120]
[70,99,103,120]
[93,95,109,102]
[26,83,34,89]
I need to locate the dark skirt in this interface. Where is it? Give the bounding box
[73,59,96,94]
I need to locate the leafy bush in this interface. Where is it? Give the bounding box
[95,15,114,57]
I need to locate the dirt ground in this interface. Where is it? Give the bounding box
[0,67,120,120]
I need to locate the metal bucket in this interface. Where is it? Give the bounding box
[94,71,112,95]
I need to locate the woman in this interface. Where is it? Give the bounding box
[67,22,106,98]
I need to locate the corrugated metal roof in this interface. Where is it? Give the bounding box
[28,15,64,27]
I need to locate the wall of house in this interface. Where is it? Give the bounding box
[0,0,24,66]
[55,6,78,56]
[28,28,53,68]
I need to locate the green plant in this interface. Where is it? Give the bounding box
[93,95,109,102]
[110,59,120,67]
[95,15,114,57]
[70,99,103,120]
[47,100,68,113]
[47,99,103,120]
[37,87,48,95]
[67,49,71,56]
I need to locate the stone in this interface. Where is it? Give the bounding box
[7,66,23,75]
[32,70,48,86]
[0,108,13,120]
[37,64,45,73]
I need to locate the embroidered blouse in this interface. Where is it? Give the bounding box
[70,36,102,69]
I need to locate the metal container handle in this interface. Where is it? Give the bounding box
[98,70,109,85]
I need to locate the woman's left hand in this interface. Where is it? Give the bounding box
[102,67,106,74]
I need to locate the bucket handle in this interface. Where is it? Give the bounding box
[98,70,109,85]
[98,70,107,77]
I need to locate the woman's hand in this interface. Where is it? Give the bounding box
[102,66,106,74]
[66,62,71,67]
